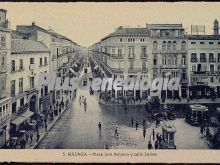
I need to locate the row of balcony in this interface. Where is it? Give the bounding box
[190,71,220,76]
[102,52,148,59]
[152,49,187,54]
[191,58,220,62]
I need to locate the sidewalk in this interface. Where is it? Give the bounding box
[24,102,72,149]
[98,97,220,106]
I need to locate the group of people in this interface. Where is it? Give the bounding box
[200,124,211,140]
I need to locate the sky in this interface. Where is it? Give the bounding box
[1,2,220,47]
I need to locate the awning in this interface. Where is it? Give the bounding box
[11,116,27,126]
[11,111,34,126]
[21,110,34,118]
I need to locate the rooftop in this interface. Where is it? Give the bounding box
[186,35,220,40]
[146,23,183,30]
[101,27,150,41]
[11,39,50,54]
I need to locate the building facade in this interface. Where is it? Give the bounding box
[97,27,151,99]
[10,38,50,134]
[147,24,188,99]
[92,24,188,100]
[0,9,11,147]
[187,20,220,99]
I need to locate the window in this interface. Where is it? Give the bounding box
[182,57,186,65]
[172,41,177,50]
[209,42,214,45]
[0,34,6,49]
[162,41,166,50]
[120,38,122,42]
[129,61,134,69]
[11,60,16,72]
[210,77,214,83]
[162,58,167,65]
[128,47,134,55]
[44,57,47,65]
[153,41,158,50]
[19,59,23,70]
[30,77,34,89]
[30,58,34,64]
[142,61,146,70]
[192,65,196,71]
[11,80,15,97]
[200,53,206,62]
[200,42,205,44]
[218,53,220,62]
[118,49,122,56]
[209,53,214,61]
[40,58,43,66]
[19,78,23,94]
[210,65,214,73]
[181,41,186,50]
[153,58,157,65]
[218,42,220,45]
[141,47,147,56]
[167,41,171,50]
[191,42,196,44]
[20,98,24,106]
[0,55,6,71]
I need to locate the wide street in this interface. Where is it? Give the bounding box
[37,65,211,149]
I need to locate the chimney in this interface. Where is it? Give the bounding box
[32,21,36,26]
[214,19,219,35]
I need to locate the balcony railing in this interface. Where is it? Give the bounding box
[18,67,25,72]
[191,81,209,86]
[0,114,10,126]
[0,65,6,73]
[128,68,148,73]
[209,58,216,62]
[29,63,36,70]
[200,58,207,62]
[128,54,135,59]
[109,54,124,59]
[152,49,187,54]
[141,53,147,59]
[191,71,220,76]
[191,58,198,62]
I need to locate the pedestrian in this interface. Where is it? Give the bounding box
[143,119,146,126]
[131,118,134,127]
[45,123,48,131]
[114,127,118,136]
[37,132,40,142]
[148,141,152,149]
[104,145,109,149]
[152,129,155,141]
[200,126,204,138]
[135,121,138,130]
[206,127,210,139]
[30,133,33,144]
[156,133,159,141]
[25,132,29,142]
[98,122,101,131]
[155,141,158,149]
[143,127,146,139]
[36,124,39,132]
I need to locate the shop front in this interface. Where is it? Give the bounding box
[10,109,34,137]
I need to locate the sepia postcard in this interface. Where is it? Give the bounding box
[0,1,220,163]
